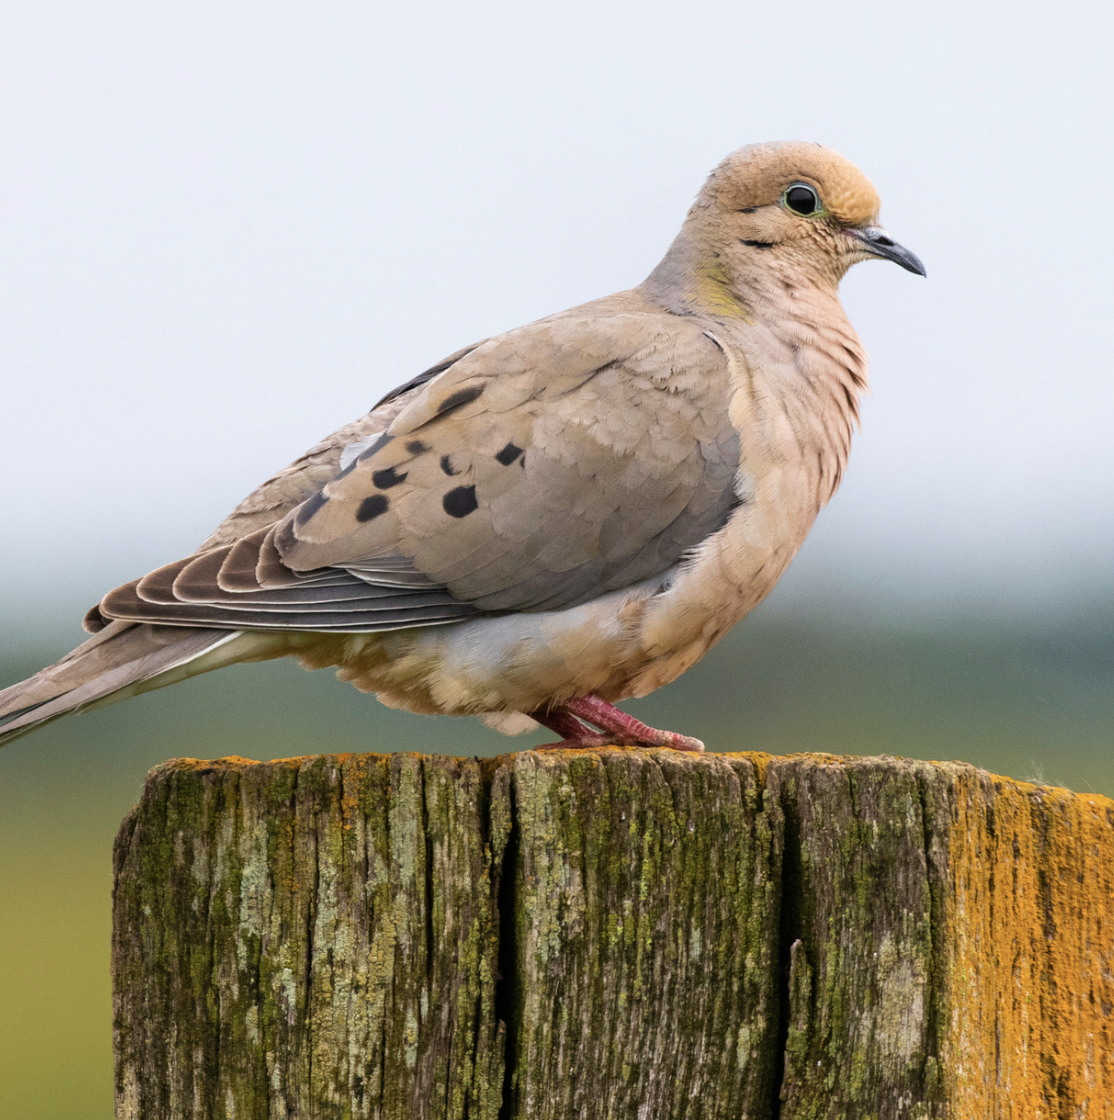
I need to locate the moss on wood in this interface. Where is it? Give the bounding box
[112,753,504,1119]
[112,749,1114,1119]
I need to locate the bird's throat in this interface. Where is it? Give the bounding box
[689,254,754,322]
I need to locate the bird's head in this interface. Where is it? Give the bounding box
[670,141,924,301]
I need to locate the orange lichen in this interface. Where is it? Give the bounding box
[942,768,1114,1116]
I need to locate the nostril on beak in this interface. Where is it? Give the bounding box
[848,226,926,276]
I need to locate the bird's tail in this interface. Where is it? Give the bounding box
[0,622,282,747]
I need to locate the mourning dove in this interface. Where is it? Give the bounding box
[0,141,923,751]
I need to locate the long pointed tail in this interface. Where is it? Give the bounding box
[0,622,280,746]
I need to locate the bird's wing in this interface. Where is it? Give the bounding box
[98,309,740,632]
[194,340,487,552]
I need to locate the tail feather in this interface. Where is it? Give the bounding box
[1,622,168,719]
[0,624,280,746]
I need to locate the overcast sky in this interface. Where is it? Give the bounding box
[1,0,1111,634]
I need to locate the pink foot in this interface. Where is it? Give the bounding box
[528,695,704,752]
[528,708,614,750]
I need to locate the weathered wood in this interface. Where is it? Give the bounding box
[112,749,1114,1119]
[504,750,779,1118]
[111,753,505,1119]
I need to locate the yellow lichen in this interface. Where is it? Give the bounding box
[942,768,1114,1115]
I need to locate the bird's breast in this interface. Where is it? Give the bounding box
[629,449,820,694]
[627,315,858,696]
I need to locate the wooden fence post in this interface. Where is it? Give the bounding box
[111,748,1114,1119]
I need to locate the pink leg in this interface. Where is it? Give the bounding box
[530,695,704,753]
[567,695,705,752]
[528,707,615,751]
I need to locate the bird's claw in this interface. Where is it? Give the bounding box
[529,695,705,752]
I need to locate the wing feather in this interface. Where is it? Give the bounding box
[94,302,742,634]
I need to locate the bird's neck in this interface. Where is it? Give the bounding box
[642,232,869,508]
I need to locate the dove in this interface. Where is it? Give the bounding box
[0,141,923,752]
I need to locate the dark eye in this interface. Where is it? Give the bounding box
[784,184,821,216]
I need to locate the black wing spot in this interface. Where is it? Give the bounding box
[370,344,481,410]
[494,441,523,466]
[440,455,460,476]
[355,494,390,522]
[295,489,329,525]
[372,467,408,489]
[443,485,478,518]
[436,385,484,415]
[406,439,430,455]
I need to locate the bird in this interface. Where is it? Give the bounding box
[0,141,923,752]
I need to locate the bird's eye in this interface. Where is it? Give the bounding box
[783,184,821,216]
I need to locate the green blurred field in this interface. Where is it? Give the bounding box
[2,610,1113,1118]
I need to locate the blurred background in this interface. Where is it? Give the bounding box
[1,0,1111,1115]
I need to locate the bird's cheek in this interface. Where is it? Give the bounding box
[737,211,785,245]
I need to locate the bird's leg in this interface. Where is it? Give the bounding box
[528,707,614,750]
[531,694,705,752]
[567,694,705,751]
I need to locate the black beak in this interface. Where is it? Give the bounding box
[847,226,926,277]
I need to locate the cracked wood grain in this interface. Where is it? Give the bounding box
[112,753,506,1120]
[111,749,1114,1119]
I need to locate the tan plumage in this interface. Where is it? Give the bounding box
[0,141,923,749]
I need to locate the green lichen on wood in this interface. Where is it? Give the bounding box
[112,748,1114,1119]
[769,757,944,1120]
[112,754,504,1120]
[504,749,780,1119]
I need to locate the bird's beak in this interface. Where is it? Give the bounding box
[847,226,926,277]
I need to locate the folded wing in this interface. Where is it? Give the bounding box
[98,309,741,633]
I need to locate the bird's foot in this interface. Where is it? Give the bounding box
[528,707,605,749]
[529,694,705,752]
